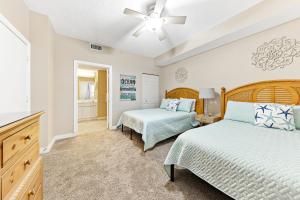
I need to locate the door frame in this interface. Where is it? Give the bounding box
[73,60,113,134]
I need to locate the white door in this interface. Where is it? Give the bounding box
[0,15,30,113]
[142,74,159,109]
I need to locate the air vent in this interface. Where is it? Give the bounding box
[90,43,102,51]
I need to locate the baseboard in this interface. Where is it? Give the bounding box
[110,125,118,130]
[54,132,77,140]
[40,132,77,154]
[40,138,55,154]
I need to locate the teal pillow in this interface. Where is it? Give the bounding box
[293,106,300,130]
[224,101,255,124]
[160,99,171,109]
[177,99,193,112]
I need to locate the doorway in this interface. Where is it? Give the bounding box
[73,60,112,135]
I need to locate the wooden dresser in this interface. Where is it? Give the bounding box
[0,112,43,200]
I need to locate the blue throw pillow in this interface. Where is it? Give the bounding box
[180,98,196,111]
[224,101,255,124]
[177,99,194,112]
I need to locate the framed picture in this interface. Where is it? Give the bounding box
[120,74,136,101]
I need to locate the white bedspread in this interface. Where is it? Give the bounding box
[117,108,196,151]
[164,120,300,200]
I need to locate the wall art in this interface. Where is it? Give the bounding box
[175,67,188,83]
[252,37,300,71]
[120,74,136,101]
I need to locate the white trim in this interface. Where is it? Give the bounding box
[156,8,300,66]
[0,14,31,111]
[73,60,113,135]
[40,139,55,154]
[55,132,77,140]
[110,125,118,130]
[74,63,78,132]
[40,132,76,154]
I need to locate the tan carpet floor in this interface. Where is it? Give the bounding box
[43,126,233,200]
[78,119,107,135]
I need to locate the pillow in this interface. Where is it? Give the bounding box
[160,99,172,109]
[166,100,180,112]
[293,106,300,130]
[224,101,255,124]
[254,103,296,131]
[177,99,194,112]
[180,98,196,111]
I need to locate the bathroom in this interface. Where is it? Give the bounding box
[77,65,108,134]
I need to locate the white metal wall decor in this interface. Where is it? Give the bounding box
[252,37,300,71]
[175,67,188,83]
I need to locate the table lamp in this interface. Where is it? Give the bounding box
[199,88,215,117]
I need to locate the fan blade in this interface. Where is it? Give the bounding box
[124,8,146,19]
[133,24,147,37]
[153,0,167,16]
[156,28,167,41]
[163,16,187,24]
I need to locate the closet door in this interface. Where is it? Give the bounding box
[0,16,30,113]
[142,74,159,109]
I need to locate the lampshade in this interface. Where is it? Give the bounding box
[199,88,215,99]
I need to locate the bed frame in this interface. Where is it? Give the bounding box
[165,87,204,114]
[220,79,300,118]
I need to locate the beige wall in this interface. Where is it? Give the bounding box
[0,0,29,38]
[0,0,54,148]
[161,18,300,115]
[29,11,54,148]
[53,33,160,135]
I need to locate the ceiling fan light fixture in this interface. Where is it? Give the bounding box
[145,17,163,32]
[124,0,186,41]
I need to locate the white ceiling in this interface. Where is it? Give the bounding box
[24,0,262,58]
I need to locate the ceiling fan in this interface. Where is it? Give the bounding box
[123,0,187,41]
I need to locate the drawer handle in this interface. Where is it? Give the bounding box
[24,135,32,141]
[11,144,16,150]
[28,189,35,196]
[9,178,14,183]
[24,160,31,167]
[9,171,14,183]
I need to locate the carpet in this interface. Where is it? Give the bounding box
[43,127,232,200]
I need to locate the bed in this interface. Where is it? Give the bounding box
[117,88,204,151]
[164,80,300,200]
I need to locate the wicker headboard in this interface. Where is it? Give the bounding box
[221,80,300,118]
[165,87,204,114]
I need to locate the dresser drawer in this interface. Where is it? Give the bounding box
[33,185,42,200]
[20,162,42,200]
[2,143,40,199]
[2,122,39,166]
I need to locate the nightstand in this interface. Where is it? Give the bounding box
[195,114,222,125]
